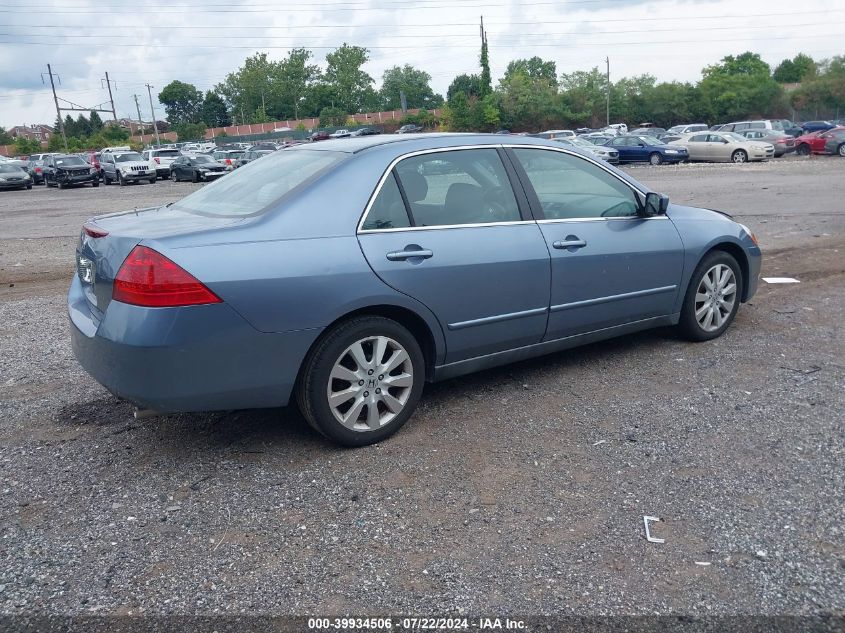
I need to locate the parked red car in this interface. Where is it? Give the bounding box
[794,127,845,155]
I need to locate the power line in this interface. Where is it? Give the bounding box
[3,21,843,42]
[3,33,843,50]
[6,8,845,27]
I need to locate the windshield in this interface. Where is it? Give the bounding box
[172,149,345,217]
[638,136,663,145]
[193,155,214,164]
[114,152,144,162]
[55,156,87,167]
[0,165,23,173]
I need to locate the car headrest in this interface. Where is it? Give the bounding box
[399,170,428,202]
[445,182,484,214]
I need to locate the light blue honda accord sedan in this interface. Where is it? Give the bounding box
[69,134,761,445]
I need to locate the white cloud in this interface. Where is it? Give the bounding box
[0,0,841,128]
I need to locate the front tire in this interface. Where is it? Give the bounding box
[838,143,845,157]
[296,316,425,446]
[649,152,663,165]
[677,251,743,342]
[192,170,199,183]
[118,171,126,186]
[91,180,99,188]
[796,144,810,156]
[731,150,748,164]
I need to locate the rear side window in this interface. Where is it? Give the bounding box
[362,173,410,230]
[393,149,520,227]
[172,149,345,217]
[690,134,708,142]
[512,148,639,220]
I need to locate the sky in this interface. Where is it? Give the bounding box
[0,0,842,129]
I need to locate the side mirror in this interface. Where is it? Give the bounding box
[642,192,669,217]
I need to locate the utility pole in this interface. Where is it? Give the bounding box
[606,56,611,126]
[46,64,68,152]
[133,94,144,145]
[102,72,118,121]
[145,83,161,146]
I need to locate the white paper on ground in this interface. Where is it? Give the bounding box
[762,277,800,284]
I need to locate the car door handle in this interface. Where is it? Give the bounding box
[386,249,433,261]
[552,239,587,250]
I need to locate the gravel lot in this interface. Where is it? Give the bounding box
[0,156,842,623]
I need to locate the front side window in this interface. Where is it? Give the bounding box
[362,173,410,230]
[393,149,520,226]
[512,148,640,220]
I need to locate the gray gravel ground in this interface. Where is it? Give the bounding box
[0,156,843,622]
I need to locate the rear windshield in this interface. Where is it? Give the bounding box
[153,149,180,157]
[193,155,215,164]
[172,149,345,217]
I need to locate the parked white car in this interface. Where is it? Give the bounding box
[99,150,157,185]
[142,148,182,179]
[667,123,709,134]
[329,129,351,138]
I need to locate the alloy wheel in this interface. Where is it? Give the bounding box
[732,150,747,163]
[694,264,737,332]
[326,335,414,432]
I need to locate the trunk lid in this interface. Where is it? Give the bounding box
[75,204,245,320]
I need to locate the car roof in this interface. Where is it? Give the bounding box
[286,132,573,155]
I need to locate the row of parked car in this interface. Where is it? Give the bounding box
[529,118,845,165]
[1,141,294,191]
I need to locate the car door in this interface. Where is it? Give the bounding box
[43,157,53,184]
[507,147,685,340]
[627,137,650,162]
[707,134,731,161]
[357,147,551,364]
[608,137,630,162]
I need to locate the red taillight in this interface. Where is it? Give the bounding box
[113,245,221,307]
[82,222,109,238]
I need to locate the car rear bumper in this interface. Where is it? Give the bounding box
[68,275,321,412]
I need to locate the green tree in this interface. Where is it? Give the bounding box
[319,106,347,127]
[699,52,782,121]
[323,44,375,113]
[774,53,817,83]
[559,68,607,126]
[0,127,13,145]
[479,35,492,97]
[173,122,206,142]
[251,105,269,124]
[216,53,280,123]
[502,57,558,87]
[88,110,104,133]
[447,74,482,101]
[497,69,560,131]
[277,48,322,119]
[158,80,203,125]
[201,91,230,127]
[15,136,42,154]
[380,65,443,110]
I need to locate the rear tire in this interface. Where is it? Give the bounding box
[677,250,743,342]
[26,184,32,190]
[192,170,199,183]
[838,143,845,157]
[149,177,157,184]
[92,180,99,188]
[296,316,425,447]
[649,152,663,165]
